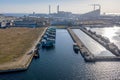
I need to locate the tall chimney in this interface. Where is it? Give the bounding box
[99,4,101,11]
[33,12,35,16]
[93,4,96,11]
[57,5,59,13]
[49,5,51,14]
[99,4,101,15]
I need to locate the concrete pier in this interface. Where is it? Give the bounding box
[68,28,120,62]
[68,28,94,62]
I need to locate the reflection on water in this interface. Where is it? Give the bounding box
[1,29,120,80]
[72,29,114,56]
[90,26,120,49]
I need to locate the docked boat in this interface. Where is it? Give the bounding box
[41,39,47,48]
[47,31,56,35]
[43,35,48,40]
[41,38,55,48]
[41,26,56,48]
[73,43,80,53]
[34,53,39,58]
[47,34,56,39]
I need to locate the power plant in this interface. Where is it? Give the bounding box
[2,4,119,27]
[48,5,60,14]
[91,4,101,11]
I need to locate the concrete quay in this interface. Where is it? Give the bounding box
[67,28,95,62]
[68,28,120,62]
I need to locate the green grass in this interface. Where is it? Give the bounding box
[0,27,45,64]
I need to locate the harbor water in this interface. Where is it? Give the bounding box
[89,26,120,49]
[72,29,115,57]
[1,29,120,80]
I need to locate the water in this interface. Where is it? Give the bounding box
[89,26,120,49]
[72,29,115,57]
[3,13,29,17]
[1,29,120,80]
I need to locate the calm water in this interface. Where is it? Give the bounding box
[1,29,120,80]
[3,13,29,17]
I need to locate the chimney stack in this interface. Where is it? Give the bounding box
[57,5,59,13]
[49,5,51,14]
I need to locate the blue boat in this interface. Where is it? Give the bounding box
[41,38,55,48]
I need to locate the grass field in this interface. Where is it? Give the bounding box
[0,27,45,64]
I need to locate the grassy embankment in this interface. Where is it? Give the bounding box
[0,27,45,64]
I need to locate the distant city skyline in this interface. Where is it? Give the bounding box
[0,0,120,14]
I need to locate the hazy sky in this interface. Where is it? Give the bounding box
[0,0,120,14]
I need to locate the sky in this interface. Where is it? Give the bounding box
[0,0,120,14]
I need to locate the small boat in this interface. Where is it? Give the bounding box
[34,53,39,58]
[41,39,47,48]
[47,34,56,38]
[41,27,56,48]
[45,41,54,47]
[43,35,48,40]
[73,43,80,53]
[41,39,55,48]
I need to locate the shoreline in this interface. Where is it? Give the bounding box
[0,27,47,73]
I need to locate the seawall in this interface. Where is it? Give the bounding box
[67,28,95,62]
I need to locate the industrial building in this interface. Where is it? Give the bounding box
[14,21,37,28]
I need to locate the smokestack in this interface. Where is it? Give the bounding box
[33,12,35,16]
[57,5,59,13]
[98,4,101,15]
[93,4,96,11]
[99,4,101,10]
[91,4,101,11]
[49,5,51,14]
